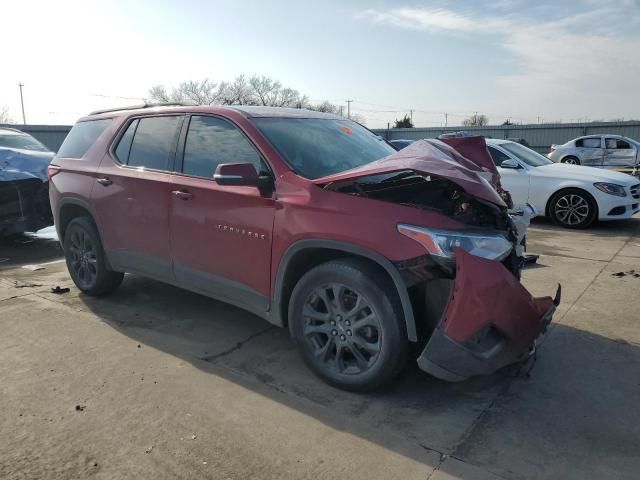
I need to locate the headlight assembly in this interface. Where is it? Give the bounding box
[594,182,626,197]
[397,224,513,261]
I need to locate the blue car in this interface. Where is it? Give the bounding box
[0,128,54,236]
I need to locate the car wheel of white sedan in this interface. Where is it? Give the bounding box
[561,156,580,165]
[548,188,597,229]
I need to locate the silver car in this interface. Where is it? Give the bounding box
[548,135,639,172]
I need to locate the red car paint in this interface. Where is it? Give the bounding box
[49,105,559,382]
[313,140,506,207]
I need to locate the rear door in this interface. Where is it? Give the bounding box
[92,115,183,280]
[604,137,637,168]
[168,115,275,313]
[488,145,530,205]
[575,136,604,166]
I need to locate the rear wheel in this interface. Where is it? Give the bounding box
[63,217,123,295]
[561,156,580,165]
[548,189,597,229]
[288,259,408,392]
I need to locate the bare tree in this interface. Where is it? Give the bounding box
[218,74,253,105]
[148,79,222,105]
[462,114,489,127]
[0,105,14,124]
[148,74,307,108]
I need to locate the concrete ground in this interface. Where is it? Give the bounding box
[1,218,639,479]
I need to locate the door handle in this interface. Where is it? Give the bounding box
[171,190,193,200]
[96,177,112,186]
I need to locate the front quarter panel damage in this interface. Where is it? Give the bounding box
[418,248,560,382]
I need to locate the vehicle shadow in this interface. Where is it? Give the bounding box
[0,233,63,271]
[75,274,640,477]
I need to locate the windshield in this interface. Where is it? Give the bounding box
[0,133,50,152]
[501,142,553,167]
[252,118,395,179]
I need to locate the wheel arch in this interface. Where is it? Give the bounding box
[57,198,101,246]
[272,239,417,342]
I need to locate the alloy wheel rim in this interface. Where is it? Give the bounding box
[555,194,589,225]
[302,283,382,375]
[68,228,98,288]
[565,158,578,165]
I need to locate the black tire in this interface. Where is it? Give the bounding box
[63,216,123,296]
[548,188,597,229]
[561,156,581,165]
[288,259,408,392]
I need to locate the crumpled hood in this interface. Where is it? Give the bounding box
[0,147,53,182]
[313,140,507,207]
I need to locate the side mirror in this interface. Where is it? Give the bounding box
[214,163,273,195]
[500,158,520,169]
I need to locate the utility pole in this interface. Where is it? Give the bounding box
[18,82,26,124]
[339,105,344,117]
[345,99,353,119]
[445,112,448,127]
[409,109,414,125]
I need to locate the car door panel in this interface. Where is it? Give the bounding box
[92,115,182,281]
[168,115,275,313]
[604,138,637,167]
[577,137,604,166]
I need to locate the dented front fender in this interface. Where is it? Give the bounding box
[418,248,561,382]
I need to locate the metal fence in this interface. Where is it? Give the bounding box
[0,124,72,152]
[373,121,640,154]
[4,120,640,155]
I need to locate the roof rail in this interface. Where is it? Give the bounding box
[88,102,198,116]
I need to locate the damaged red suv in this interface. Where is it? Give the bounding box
[49,105,560,391]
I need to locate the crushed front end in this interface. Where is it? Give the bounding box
[414,249,560,382]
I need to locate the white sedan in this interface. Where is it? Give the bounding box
[486,139,640,228]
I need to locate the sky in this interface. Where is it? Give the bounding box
[2,0,640,128]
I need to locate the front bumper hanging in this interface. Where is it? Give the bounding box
[417,249,561,382]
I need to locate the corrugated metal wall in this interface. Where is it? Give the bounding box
[4,120,640,155]
[373,121,640,154]
[0,124,72,152]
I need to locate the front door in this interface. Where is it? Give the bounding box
[604,137,637,168]
[169,115,275,314]
[93,115,183,280]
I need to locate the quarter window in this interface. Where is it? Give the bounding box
[127,116,182,171]
[57,119,111,158]
[182,116,264,178]
[487,146,510,167]
[114,119,138,163]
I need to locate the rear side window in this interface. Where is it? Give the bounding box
[127,116,182,171]
[182,116,264,178]
[57,119,111,158]
[576,137,601,148]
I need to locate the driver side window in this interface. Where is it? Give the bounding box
[182,116,266,178]
[488,146,510,167]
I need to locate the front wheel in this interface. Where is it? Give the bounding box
[288,259,408,392]
[548,189,597,229]
[64,217,123,296]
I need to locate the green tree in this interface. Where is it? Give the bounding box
[394,114,413,128]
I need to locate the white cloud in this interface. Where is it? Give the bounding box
[359,7,506,33]
[358,4,640,121]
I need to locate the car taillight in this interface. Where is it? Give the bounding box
[47,165,61,181]
[549,146,556,153]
